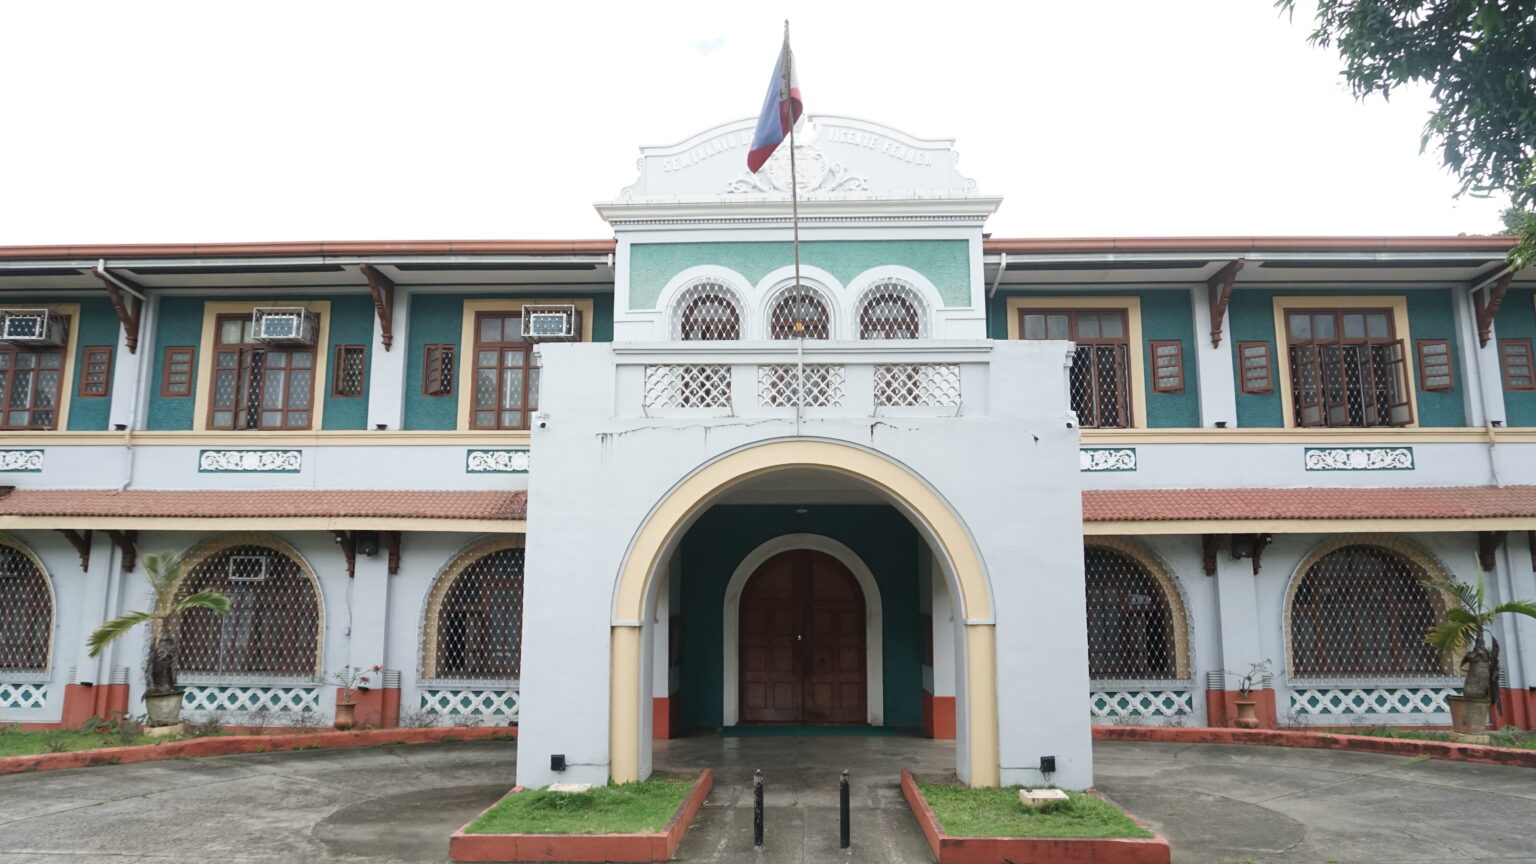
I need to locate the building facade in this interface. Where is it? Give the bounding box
[1,116,1534,791]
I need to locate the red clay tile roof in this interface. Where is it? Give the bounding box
[1084,486,1536,522]
[0,489,527,521]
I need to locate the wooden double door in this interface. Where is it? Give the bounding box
[738,549,867,725]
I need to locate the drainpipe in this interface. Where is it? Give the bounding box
[97,260,148,490]
[94,260,148,301]
[987,253,1008,299]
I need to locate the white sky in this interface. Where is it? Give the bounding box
[0,1,1509,245]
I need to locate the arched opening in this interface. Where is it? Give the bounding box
[422,541,526,680]
[672,280,743,341]
[177,536,322,679]
[610,439,997,786]
[0,539,52,674]
[857,281,926,340]
[1084,540,1191,680]
[768,286,831,339]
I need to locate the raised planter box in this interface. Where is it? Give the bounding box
[1093,726,1536,769]
[450,768,714,863]
[900,768,1170,864]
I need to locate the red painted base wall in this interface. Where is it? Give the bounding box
[1492,689,1536,731]
[59,683,131,728]
[345,687,400,729]
[920,690,956,740]
[1205,688,1278,729]
[652,697,679,740]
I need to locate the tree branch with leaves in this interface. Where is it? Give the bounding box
[88,551,231,696]
[1423,571,1536,707]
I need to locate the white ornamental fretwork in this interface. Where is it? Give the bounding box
[420,688,520,721]
[1089,690,1193,718]
[0,683,47,710]
[643,364,732,409]
[873,364,961,408]
[1080,449,1137,472]
[758,365,845,408]
[198,450,303,472]
[1303,447,1414,471]
[1289,687,1454,715]
[466,450,531,473]
[0,450,44,472]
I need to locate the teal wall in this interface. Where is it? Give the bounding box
[629,240,971,308]
[402,293,613,430]
[1496,288,1536,427]
[65,297,119,431]
[321,294,373,430]
[146,297,203,430]
[676,505,923,730]
[1228,287,1465,428]
[987,289,1201,428]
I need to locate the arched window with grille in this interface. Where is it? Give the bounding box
[856,281,926,340]
[1289,542,1448,678]
[423,544,525,679]
[1084,543,1188,680]
[0,542,52,673]
[177,541,322,678]
[768,286,831,339]
[671,281,743,341]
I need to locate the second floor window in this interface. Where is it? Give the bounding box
[471,312,537,430]
[1019,309,1130,428]
[0,347,65,430]
[209,315,316,430]
[1285,309,1412,427]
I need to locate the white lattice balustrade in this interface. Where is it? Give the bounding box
[1290,687,1454,715]
[643,364,732,409]
[420,689,519,721]
[0,683,46,710]
[1090,690,1192,718]
[873,363,961,407]
[182,685,320,714]
[758,364,845,407]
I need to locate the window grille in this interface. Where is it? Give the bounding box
[423,344,455,396]
[432,548,525,679]
[644,364,732,409]
[1238,341,1273,394]
[1019,309,1131,428]
[209,314,316,430]
[1085,547,1178,680]
[769,288,830,339]
[873,363,961,407]
[161,346,196,398]
[1285,310,1412,427]
[1415,340,1454,391]
[1289,544,1448,678]
[857,282,926,339]
[471,313,537,430]
[332,345,366,397]
[177,545,321,679]
[0,347,65,430]
[1500,339,1534,391]
[0,549,50,672]
[672,281,743,341]
[78,346,113,398]
[758,364,845,407]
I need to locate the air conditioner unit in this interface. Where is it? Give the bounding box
[228,555,269,582]
[521,305,577,341]
[0,310,66,347]
[251,307,318,346]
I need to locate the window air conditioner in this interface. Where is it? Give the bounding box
[0,310,66,347]
[227,555,270,582]
[521,305,576,341]
[251,307,318,346]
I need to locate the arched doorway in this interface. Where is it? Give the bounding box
[739,549,866,725]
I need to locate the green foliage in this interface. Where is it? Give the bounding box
[916,782,1153,839]
[1423,573,1536,658]
[85,551,229,695]
[467,775,697,835]
[1278,1,1536,268]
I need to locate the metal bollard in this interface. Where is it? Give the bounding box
[839,769,850,852]
[753,768,765,852]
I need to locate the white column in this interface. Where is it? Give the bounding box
[1454,286,1503,427]
[367,288,409,430]
[347,545,391,671]
[1212,548,1265,682]
[930,552,956,699]
[69,532,117,686]
[1190,286,1238,428]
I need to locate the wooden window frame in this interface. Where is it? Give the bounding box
[1149,340,1184,394]
[1414,339,1455,392]
[1500,339,1536,391]
[78,346,113,398]
[1238,341,1273,395]
[1017,308,1133,429]
[160,346,197,398]
[331,344,366,398]
[1283,307,1413,428]
[468,311,537,431]
[423,344,455,396]
[0,344,68,431]
[205,312,319,431]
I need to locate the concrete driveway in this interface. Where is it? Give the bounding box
[2,736,1533,863]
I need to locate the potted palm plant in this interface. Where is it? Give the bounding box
[1424,572,1536,735]
[88,551,230,729]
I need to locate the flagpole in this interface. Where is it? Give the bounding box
[782,20,805,434]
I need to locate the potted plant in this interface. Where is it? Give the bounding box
[87,552,230,729]
[329,664,381,731]
[1424,572,1536,735]
[1226,660,1271,729]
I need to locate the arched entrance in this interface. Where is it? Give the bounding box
[738,549,866,725]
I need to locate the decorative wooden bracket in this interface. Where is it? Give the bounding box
[382,530,401,575]
[88,266,145,353]
[1478,530,1508,572]
[359,263,396,351]
[1473,272,1512,347]
[56,529,91,572]
[1206,258,1245,347]
[1202,534,1222,576]
[106,529,137,572]
[1244,534,1272,576]
[333,531,357,579]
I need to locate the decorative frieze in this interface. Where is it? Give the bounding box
[420,688,520,721]
[0,449,44,472]
[198,449,303,473]
[1089,689,1191,718]
[1303,447,1413,471]
[182,685,320,714]
[466,449,531,473]
[0,682,47,710]
[1289,686,1453,715]
[1080,448,1136,472]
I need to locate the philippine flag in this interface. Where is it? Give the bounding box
[747,35,803,174]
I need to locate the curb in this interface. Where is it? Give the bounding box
[1093,726,1536,768]
[0,725,517,775]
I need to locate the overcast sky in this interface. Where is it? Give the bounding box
[0,1,1509,245]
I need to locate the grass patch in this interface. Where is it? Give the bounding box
[916,781,1152,839]
[1346,726,1536,750]
[0,729,160,757]
[467,772,697,835]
